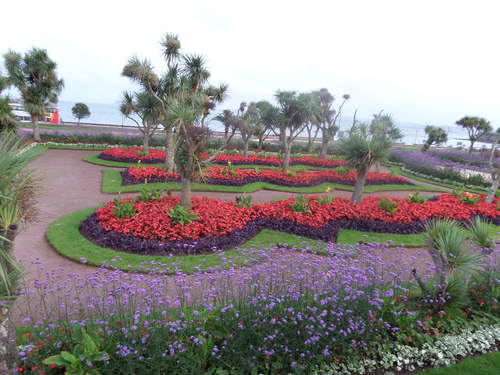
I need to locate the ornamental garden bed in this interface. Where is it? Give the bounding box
[101,168,446,194]
[79,194,499,257]
[96,147,348,168]
[121,165,412,188]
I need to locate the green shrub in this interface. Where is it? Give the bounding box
[138,189,164,202]
[43,327,109,375]
[112,198,136,218]
[289,195,310,213]
[466,216,495,249]
[378,198,398,213]
[408,192,426,204]
[167,204,199,225]
[235,195,252,208]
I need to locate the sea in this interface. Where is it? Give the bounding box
[57,100,487,148]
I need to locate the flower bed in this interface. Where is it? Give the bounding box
[201,152,348,168]
[99,147,166,163]
[121,166,412,187]
[80,194,499,256]
[389,148,490,187]
[97,147,347,168]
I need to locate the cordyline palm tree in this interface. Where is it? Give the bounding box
[272,90,314,172]
[213,109,237,141]
[369,113,402,173]
[122,33,181,172]
[122,34,229,174]
[125,34,232,208]
[120,91,161,153]
[3,48,64,141]
[255,100,279,150]
[339,123,393,204]
[0,74,17,133]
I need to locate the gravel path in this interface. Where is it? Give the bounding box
[10,149,444,321]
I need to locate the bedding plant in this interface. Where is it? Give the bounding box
[98,147,347,168]
[120,165,411,188]
[79,193,499,256]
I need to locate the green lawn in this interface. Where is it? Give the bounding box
[417,351,500,374]
[101,169,446,194]
[46,206,433,273]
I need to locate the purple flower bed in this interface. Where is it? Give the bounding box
[120,170,414,188]
[80,213,434,256]
[429,149,499,171]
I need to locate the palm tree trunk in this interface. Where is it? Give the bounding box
[165,127,175,173]
[283,143,292,172]
[468,141,475,154]
[488,143,497,163]
[306,127,313,153]
[143,134,150,154]
[486,173,500,203]
[243,138,250,158]
[32,115,40,141]
[181,177,192,209]
[352,166,369,204]
[258,135,264,151]
[320,136,329,159]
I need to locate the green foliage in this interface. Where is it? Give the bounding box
[466,216,495,249]
[416,219,485,311]
[167,204,199,225]
[43,327,109,375]
[317,195,335,204]
[235,195,252,208]
[138,189,164,202]
[456,116,493,149]
[378,198,398,213]
[289,194,311,213]
[71,103,91,122]
[422,125,448,151]
[112,198,136,218]
[408,192,426,204]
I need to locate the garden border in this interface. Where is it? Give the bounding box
[101,169,446,194]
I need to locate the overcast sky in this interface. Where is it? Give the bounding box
[2,0,500,127]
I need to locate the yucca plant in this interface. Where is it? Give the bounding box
[413,219,484,311]
[466,216,495,251]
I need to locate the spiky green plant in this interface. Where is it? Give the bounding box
[466,216,495,250]
[413,219,485,311]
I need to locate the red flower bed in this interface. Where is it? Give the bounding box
[122,166,411,187]
[94,194,499,242]
[98,147,346,168]
[96,197,258,241]
[201,153,348,168]
[99,147,166,163]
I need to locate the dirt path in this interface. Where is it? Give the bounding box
[11,149,445,321]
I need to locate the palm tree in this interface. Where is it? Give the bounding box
[273,91,314,172]
[369,113,402,172]
[3,48,64,141]
[120,91,161,153]
[0,74,17,133]
[339,123,393,204]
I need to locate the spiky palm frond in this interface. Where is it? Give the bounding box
[122,56,160,89]
[160,33,181,65]
[466,216,495,249]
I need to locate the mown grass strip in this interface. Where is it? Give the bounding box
[101,169,446,194]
